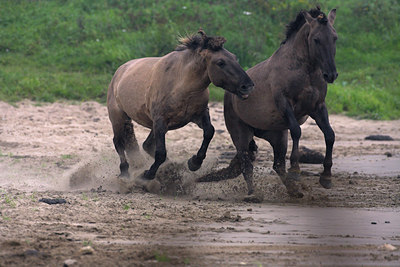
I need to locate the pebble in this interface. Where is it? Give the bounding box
[371,221,377,224]
[24,249,39,256]
[80,246,94,255]
[379,244,397,251]
[64,259,77,266]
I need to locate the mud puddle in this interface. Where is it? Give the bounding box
[334,155,400,177]
[71,204,400,248]
[200,205,400,246]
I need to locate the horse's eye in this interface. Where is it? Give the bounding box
[314,38,320,44]
[216,60,225,68]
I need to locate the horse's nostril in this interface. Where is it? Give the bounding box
[323,73,329,79]
[335,73,339,79]
[241,85,247,90]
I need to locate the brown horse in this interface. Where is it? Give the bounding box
[197,7,338,197]
[107,30,254,180]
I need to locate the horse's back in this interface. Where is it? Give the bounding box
[109,57,160,128]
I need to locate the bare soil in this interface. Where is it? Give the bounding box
[0,100,400,266]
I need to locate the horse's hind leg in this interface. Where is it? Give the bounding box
[124,117,140,161]
[257,129,303,198]
[310,103,335,189]
[248,139,258,162]
[255,129,288,180]
[142,118,167,180]
[143,130,156,157]
[110,111,139,177]
[274,96,302,180]
[188,108,215,171]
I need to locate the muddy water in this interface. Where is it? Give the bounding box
[334,155,400,177]
[201,206,400,246]
[78,204,400,248]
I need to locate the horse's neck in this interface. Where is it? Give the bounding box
[180,51,210,92]
[275,26,317,73]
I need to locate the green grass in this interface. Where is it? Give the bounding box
[0,0,399,119]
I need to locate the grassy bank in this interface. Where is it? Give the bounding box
[1,0,399,119]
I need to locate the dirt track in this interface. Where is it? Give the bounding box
[1,101,400,266]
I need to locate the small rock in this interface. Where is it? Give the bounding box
[64,259,77,266]
[371,221,377,225]
[243,194,263,203]
[80,246,94,255]
[385,221,390,224]
[379,243,397,251]
[298,146,324,164]
[3,240,21,247]
[223,211,231,219]
[24,249,39,256]
[247,208,253,211]
[39,198,67,205]
[365,135,394,141]
[384,152,392,157]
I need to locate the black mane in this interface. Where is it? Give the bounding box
[175,30,226,51]
[281,7,327,44]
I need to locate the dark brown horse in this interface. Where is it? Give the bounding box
[198,7,338,197]
[107,30,254,180]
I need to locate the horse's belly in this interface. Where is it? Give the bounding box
[242,110,287,130]
[235,100,308,131]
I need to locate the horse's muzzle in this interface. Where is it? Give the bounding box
[238,84,254,100]
[323,72,338,83]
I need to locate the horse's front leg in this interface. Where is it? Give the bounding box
[310,103,335,189]
[143,118,167,180]
[188,109,215,171]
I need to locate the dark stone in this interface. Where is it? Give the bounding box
[384,152,393,157]
[298,146,324,164]
[39,198,67,205]
[24,249,39,256]
[365,135,394,141]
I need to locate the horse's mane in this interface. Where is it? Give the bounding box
[175,30,226,51]
[281,6,327,44]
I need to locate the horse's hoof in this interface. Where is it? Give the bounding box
[285,179,304,198]
[319,177,332,189]
[141,170,155,180]
[188,156,202,172]
[119,171,130,178]
[287,170,301,181]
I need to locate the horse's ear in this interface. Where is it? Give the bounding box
[303,11,314,24]
[198,29,207,39]
[328,8,336,25]
[206,36,226,50]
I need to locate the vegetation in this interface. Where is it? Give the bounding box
[1,0,399,119]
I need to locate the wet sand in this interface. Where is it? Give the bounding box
[0,100,400,266]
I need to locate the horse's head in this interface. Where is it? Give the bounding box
[198,31,254,100]
[304,9,338,83]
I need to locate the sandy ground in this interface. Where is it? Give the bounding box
[0,100,400,266]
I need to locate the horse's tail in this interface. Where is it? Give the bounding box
[196,156,242,182]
